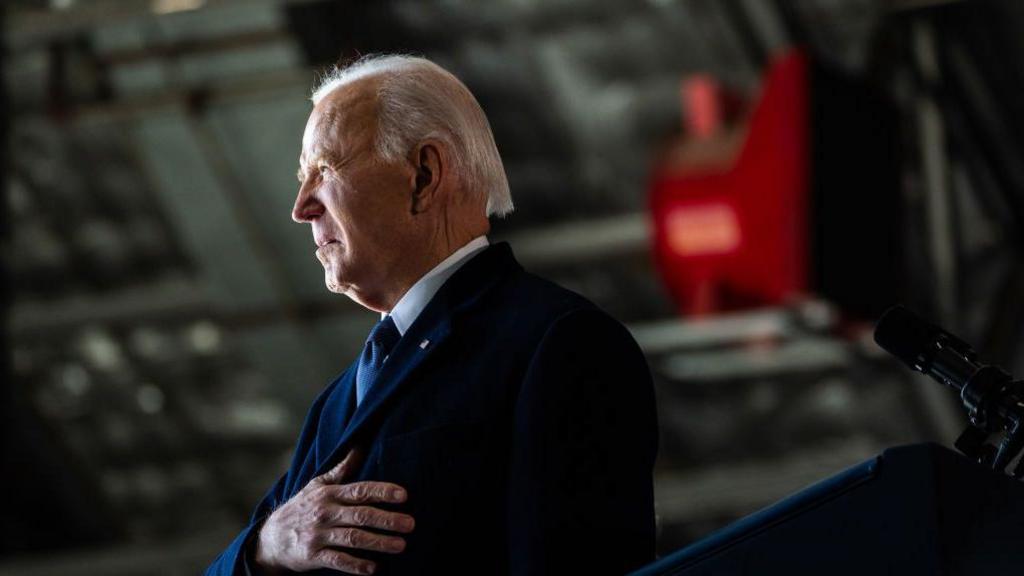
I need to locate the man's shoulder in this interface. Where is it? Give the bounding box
[497,267,597,317]
[452,242,630,346]
[485,267,632,342]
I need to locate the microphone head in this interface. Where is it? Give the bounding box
[874,305,939,367]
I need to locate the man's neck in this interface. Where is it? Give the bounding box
[382,245,459,307]
[383,236,490,335]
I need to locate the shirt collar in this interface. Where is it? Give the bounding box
[384,236,490,336]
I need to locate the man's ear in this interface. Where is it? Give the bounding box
[410,140,444,215]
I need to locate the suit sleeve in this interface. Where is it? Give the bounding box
[205,375,345,576]
[205,471,288,575]
[508,308,659,575]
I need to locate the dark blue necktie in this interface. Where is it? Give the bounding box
[356,316,401,405]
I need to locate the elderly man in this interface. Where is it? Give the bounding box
[206,55,657,576]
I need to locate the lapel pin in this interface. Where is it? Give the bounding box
[419,339,430,349]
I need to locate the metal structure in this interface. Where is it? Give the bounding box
[5,0,1021,573]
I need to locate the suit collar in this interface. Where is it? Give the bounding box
[314,242,521,476]
[386,235,490,336]
[412,241,520,325]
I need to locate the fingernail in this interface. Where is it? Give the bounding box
[363,562,377,575]
[391,488,406,501]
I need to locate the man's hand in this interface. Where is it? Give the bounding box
[254,448,415,575]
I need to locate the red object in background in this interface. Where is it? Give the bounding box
[650,50,809,316]
[683,75,723,139]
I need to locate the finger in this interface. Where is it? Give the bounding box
[319,447,365,485]
[313,548,376,575]
[334,505,416,533]
[323,527,407,555]
[333,481,408,504]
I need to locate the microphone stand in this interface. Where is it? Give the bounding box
[875,305,1024,479]
[952,365,1024,477]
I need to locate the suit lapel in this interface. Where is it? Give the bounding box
[313,242,520,477]
[314,366,358,470]
[314,318,452,476]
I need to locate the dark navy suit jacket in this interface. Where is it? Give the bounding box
[206,242,658,575]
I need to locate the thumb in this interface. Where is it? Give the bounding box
[318,447,364,485]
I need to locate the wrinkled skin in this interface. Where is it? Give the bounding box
[254,449,415,575]
[291,76,489,313]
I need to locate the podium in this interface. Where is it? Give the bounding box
[632,443,1024,575]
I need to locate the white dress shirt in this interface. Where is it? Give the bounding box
[385,236,490,336]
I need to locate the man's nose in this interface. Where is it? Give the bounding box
[292,185,322,223]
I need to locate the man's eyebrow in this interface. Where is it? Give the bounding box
[297,153,325,181]
[297,150,351,181]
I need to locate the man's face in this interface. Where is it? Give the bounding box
[292,81,416,310]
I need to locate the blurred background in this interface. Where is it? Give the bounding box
[5,0,1024,573]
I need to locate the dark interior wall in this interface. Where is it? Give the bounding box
[810,60,903,322]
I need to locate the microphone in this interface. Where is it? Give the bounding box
[873,305,991,394]
[874,305,1024,474]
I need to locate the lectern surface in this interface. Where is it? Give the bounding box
[632,443,1024,576]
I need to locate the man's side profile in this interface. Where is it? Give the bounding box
[206,54,658,576]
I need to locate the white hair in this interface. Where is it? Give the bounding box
[310,55,513,218]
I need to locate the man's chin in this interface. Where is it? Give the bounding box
[322,267,348,294]
[324,276,347,294]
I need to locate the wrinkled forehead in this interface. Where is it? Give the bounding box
[300,79,380,165]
